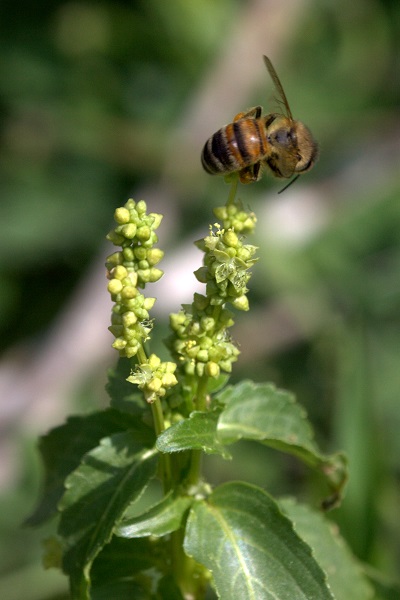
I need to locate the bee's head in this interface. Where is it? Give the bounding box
[266,116,318,175]
[292,120,319,174]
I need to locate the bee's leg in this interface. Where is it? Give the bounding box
[238,161,262,184]
[262,157,284,178]
[233,106,262,122]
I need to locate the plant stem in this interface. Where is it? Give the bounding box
[186,374,209,487]
[137,344,148,365]
[170,527,200,599]
[135,344,172,492]
[226,173,239,206]
[196,373,209,412]
[151,397,173,493]
[151,397,166,436]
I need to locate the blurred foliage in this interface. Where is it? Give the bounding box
[0,0,399,598]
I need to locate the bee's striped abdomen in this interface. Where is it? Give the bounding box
[201,118,268,176]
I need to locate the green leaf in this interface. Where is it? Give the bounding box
[206,373,230,394]
[91,537,164,599]
[92,536,159,580]
[25,409,154,527]
[58,432,158,599]
[92,539,186,599]
[184,481,334,600]
[156,409,231,458]
[280,498,375,600]
[116,491,193,538]
[217,381,348,501]
[93,540,185,599]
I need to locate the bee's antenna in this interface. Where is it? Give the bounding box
[278,175,300,194]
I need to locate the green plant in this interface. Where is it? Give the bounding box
[27,179,397,600]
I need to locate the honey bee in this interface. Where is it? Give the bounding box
[201,56,318,189]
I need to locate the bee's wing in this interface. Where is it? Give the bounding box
[263,56,293,120]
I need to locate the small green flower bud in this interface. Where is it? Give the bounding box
[122,312,137,327]
[197,349,209,362]
[126,271,138,287]
[219,360,233,373]
[142,233,158,248]
[162,372,178,387]
[136,200,147,214]
[134,247,147,260]
[122,251,134,265]
[125,345,139,358]
[124,298,137,311]
[148,268,163,282]
[213,206,228,220]
[143,297,156,310]
[121,223,137,239]
[112,338,127,351]
[114,207,130,224]
[242,216,256,232]
[202,336,214,349]
[169,312,186,330]
[111,304,122,316]
[237,247,252,261]
[148,377,162,393]
[226,247,237,258]
[128,208,139,222]
[125,198,136,210]
[124,327,138,340]
[106,251,123,268]
[232,295,249,311]
[186,344,199,359]
[148,354,161,369]
[108,279,123,294]
[200,316,215,332]
[137,268,151,283]
[223,230,238,248]
[207,346,220,362]
[205,361,220,378]
[107,230,125,246]
[121,286,137,300]
[137,225,151,241]
[135,308,150,321]
[188,322,201,336]
[112,265,128,280]
[146,248,164,266]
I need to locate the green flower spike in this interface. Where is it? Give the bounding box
[106,199,164,358]
[127,354,178,403]
[167,199,258,379]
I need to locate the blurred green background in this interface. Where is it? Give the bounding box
[0,0,399,598]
